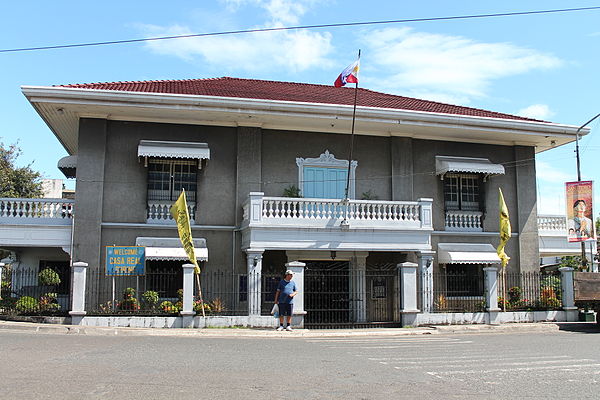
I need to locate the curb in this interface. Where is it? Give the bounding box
[0,320,574,337]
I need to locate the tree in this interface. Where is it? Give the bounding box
[0,141,43,198]
[596,216,600,237]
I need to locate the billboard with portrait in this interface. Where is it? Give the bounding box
[565,181,595,242]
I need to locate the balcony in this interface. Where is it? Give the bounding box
[537,214,596,258]
[0,198,74,249]
[241,193,433,252]
[444,210,483,232]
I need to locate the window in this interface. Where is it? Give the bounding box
[147,159,197,203]
[445,264,484,297]
[443,173,481,211]
[296,150,357,199]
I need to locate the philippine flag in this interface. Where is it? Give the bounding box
[334,59,360,87]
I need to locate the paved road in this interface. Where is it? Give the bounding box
[1,326,599,399]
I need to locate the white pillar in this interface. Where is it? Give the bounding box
[417,252,434,313]
[350,255,367,323]
[285,261,306,328]
[180,263,196,328]
[484,266,500,324]
[69,261,88,325]
[398,262,419,327]
[247,192,264,226]
[246,249,264,316]
[559,267,578,322]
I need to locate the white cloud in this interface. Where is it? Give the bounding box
[362,27,563,104]
[139,0,332,73]
[536,161,572,184]
[517,104,554,120]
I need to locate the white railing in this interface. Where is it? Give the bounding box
[243,193,433,230]
[445,210,483,232]
[0,198,74,223]
[147,201,196,223]
[537,215,567,232]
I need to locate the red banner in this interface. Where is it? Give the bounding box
[565,181,595,242]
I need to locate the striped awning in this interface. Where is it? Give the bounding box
[438,243,501,264]
[137,140,210,160]
[135,237,208,261]
[57,155,77,178]
[435,156,504,177]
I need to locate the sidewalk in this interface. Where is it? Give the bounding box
[0,319,579,337]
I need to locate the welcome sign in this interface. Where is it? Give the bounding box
[106,246,145,276]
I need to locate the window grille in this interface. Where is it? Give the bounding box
[147,159,197,202]
[443,173,480,211]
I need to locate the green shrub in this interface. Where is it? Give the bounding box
[160,301,179,313]
[38,268,61,286]
[118,287,139,311]
[15,296,38,313]
[39,292,61,312]
[141,290,159,309]
[282,185,302,198]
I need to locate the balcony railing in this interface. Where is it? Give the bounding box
[147,201,196,224]
[0,198,74,225]
[445,210,483,232]
[243,193,433,230]
[537,215,567,232]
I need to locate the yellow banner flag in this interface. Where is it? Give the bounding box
[170,189,200,274]
[497,188,511,268]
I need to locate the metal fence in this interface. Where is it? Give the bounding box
[87,269,249,316]
[420,272,486,313]
[0,267,70,316]
[498,271,562,311]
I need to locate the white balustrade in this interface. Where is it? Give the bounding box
[445,210,483,231]
[0,198,74,222]
[147,201,196,223]
[242,194,430,230]
[537,215,567,232]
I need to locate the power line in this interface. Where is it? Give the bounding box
[2,6,600,53]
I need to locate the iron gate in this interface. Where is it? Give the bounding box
[304,261,400,328]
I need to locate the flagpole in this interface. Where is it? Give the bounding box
[344,49,361,201]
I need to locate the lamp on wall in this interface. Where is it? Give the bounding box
[330,251,337,260]
[252,256,259,267]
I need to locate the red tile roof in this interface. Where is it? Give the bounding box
[58,77,543,122]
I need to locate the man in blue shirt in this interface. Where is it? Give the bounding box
[274,270,298,331]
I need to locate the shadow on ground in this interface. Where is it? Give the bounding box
[557,322,600,333]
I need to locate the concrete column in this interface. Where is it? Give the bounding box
[398,262,419,327]
[418,198,433,230]
[484,266,500,324]
[391,137,413,201]
[285,261,306,328]
[236,127,262,225]
[247,192,264,226]
[180,263,196,328]
[514,146,539,272]
[418,252,435,313]
[0,263,4,300]
[350,255,367,323]
[559,267,578,322]
[69,261,88,325]
[246,249,264,316]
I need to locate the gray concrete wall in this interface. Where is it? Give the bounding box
[261,130,391,200]
[72,117,538,279]
[514,146,539,272]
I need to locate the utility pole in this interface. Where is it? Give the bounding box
[574,113,600,270]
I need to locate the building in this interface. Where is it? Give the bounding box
[9,77,590,326]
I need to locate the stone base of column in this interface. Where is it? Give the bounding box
[563,307,579,322]
[180,311,196,328]
[292,311,307,328]
[487,309,501,325]
[401,312,419,327]
[69,311,86,325]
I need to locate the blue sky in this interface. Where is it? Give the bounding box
[1,1,599,216]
